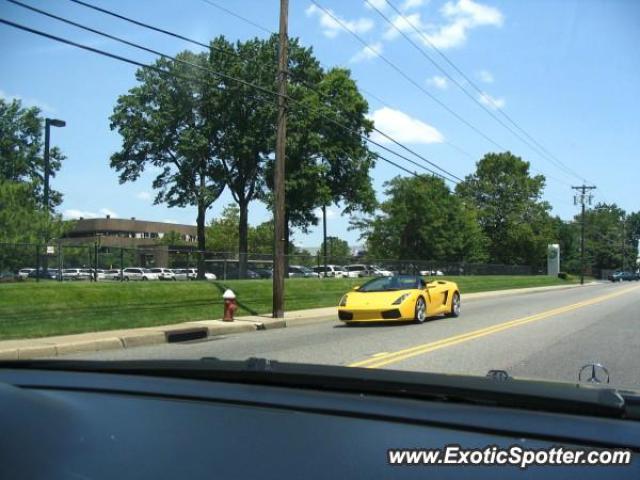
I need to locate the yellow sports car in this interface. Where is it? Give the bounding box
[338,275,460,324]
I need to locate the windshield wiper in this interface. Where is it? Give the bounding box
[0,358,634,420]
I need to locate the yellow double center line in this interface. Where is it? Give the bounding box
[349,285,640,369]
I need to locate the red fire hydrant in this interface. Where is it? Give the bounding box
[222,289,237,322]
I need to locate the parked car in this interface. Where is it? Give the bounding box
[288,265,319,278]
[121,268,159,281]
[17,268,36,279]
[312,265,347,278]
[344,264,370,278]
[28,269,53,280]
[608,271,625,282]
[102,269,122,280]
[621,271,640,281]
[171,269,189,281]
[368,265,394,277]
[182,268,217,281]
[62,268,92,281]
[419,269,445,276]
[253,268,273,279]
[0,271,17,282]
[150,268,176,281]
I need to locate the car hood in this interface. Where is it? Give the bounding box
[343,289,419,308]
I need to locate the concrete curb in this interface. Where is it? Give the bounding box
[0,281,602,360]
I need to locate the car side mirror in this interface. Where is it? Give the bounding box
[352,285,360,291]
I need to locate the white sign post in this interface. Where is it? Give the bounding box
[547,244,560,276]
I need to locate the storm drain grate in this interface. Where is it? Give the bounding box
[165,328,208,343]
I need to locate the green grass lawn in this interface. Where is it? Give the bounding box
[0,275,580,340]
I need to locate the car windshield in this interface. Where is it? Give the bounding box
[2,0,640,402]
[358,276,423,292]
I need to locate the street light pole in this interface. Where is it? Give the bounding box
[42,118,65,278]
[43,118,66,211]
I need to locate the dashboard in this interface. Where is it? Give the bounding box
[0,367,638,479]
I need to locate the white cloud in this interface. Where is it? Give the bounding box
[306,5,374,38]
[441,0,504,27]
[427,75,448,89]
[369,107,444,144]
[418,0,503,49]
[382,12,423,40]
[0,88,56,113]
[136,191,152,201]
[477,69,494,83]
[63,208,118,219]
[478,92,505,110]
[350,42,383,63]
[401,0,427,10]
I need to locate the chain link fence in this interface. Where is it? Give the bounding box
[0,242,535,282]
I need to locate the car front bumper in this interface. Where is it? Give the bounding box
[338,307,411,322]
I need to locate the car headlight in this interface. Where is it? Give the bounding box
[339,295,348,307]
[392,293,411,305]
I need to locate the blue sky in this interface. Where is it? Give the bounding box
[1,0,638,248]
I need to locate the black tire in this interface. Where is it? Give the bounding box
[124,277,130,282]
[414,296,427,323]
[142,277,148,281]
[448,292,461,317]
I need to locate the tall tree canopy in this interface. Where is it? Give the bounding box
[0,98,66,209]
[362,175,487,262]
[456,152,554,267]
[110,51,226,278]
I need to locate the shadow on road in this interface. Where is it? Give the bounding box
[334,316,450,328]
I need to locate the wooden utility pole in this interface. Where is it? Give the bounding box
[572,185,596,284]
[273,0,288,318]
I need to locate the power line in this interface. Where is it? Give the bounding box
[196,0,273,35]
[309,0,509,153]
[0,16,452,183]
[190,0,476,162]
[188,0,595,192]
[371,0,585,183]
[60,0,462,181]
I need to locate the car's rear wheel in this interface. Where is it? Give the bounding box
[414,297,427,323]
[449,292,461,317]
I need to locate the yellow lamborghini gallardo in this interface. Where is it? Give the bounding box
[338,275,460,324]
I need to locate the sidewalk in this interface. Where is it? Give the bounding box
[0,281,599,360]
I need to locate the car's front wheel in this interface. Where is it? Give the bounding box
[414,296,427,323]
[449,292,461,317]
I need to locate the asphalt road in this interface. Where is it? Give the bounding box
[71,281,640,388]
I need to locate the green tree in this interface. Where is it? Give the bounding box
[320,236,351,261]
[205,204,240,253]
[581,203,628,271]
[109,51,226,279]
[206,36,277,276]
[158,230,188,247]
[361,175,487,262]
[0,180,71,272]
[265,66,377,256]
[624,211,640,271]
[249,220,274,255]
[552,217,581,273]
[0,98,66,209]
[456,152,554,268]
